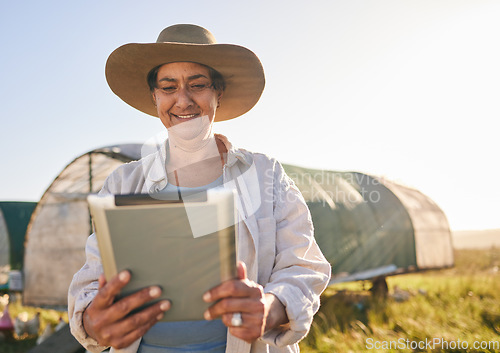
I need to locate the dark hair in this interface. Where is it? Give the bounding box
[147,63,226,93]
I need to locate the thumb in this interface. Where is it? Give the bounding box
[237,261,247,280]
[98,274,107,289]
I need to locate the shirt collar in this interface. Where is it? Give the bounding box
[146,133,250,184]
[215,133,251,167]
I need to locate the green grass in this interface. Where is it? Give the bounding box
[299,248,500,353]
[1,249,498,352]
[0,293,68,353]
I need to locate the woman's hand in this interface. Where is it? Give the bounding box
[203,262,288,343]
[83,271,171,349]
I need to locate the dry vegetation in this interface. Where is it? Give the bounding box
[0,293,68,353]
[299,248,500,353]
[1,248,498,353]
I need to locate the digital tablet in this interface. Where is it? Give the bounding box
[87,188,237,322]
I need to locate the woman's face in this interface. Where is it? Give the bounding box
[152,62,221,130]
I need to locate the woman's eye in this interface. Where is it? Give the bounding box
[161,86,177,93]
[191,83,209,91]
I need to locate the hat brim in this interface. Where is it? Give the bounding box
[105,42,265,122]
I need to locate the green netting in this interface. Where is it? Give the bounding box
[283,165,417,277]
[0,202,37,270]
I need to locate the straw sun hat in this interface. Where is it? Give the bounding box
[105,24,265,122]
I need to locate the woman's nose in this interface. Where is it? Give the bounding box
[174,86,194,108]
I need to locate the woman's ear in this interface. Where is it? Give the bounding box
[217,91,223,107]
[151,92,157,107]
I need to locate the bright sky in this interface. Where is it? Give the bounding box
[1,0,499,231]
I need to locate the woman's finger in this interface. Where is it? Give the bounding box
[221,310,265,328]
[99,285,165,324]
[92,271,131,309]
[98,300,171,348]
[203,279,263,304]
[205,297,265,321]
[202,261,251,304]
[84,270,171,345]
[98,274,107,289]
[227,324,265,343]
[237,261,247,280]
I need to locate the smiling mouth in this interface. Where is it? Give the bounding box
[172,113,198,120]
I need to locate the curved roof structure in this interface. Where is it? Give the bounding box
[23,144,453,307]
[23,145,143,307]
[282,165,453,283]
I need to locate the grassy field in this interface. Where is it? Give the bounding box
[1,248,498,353]
[0,293,68,353]
[299,248,500,353]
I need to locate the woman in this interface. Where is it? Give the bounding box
[68,24,331,353]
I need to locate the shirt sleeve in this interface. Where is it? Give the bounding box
[260,162,331,347]
[67,182,115,352]
[67,161,150,352]
[67,233,109,353]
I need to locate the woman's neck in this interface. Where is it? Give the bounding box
[166,136,227,187]
[165,117,228,188]
[167,133,220,171]
[166,116,219,170]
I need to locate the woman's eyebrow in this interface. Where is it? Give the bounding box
[158,77,176,83]
[187,74,208,80]
[158,74,208,83]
